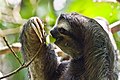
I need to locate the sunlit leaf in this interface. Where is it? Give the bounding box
[20,0,36,19]
[65,0,120,23]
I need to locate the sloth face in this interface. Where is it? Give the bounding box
[51,13,116,79]
[50,12,109,58]
[50,13,91,57]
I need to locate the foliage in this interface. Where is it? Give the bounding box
[4,52,28,80]
[66,0,120,24]
[0,0,120,80]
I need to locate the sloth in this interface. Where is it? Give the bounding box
[50,12,118,80]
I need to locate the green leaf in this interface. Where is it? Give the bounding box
[65,0,120,24]
[113,32,120,51]
[3,52,29,80]
[20,0,36,19]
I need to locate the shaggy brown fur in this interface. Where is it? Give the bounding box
[50,12,118,80]
[20,13,118,80]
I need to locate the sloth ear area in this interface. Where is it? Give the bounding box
[89,19,102,26]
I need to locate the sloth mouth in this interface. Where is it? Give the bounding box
[52,35,63,44]
[55,36,63,42]
[50,29,64,43]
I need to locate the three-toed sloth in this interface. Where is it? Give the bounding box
[50,12,118,80]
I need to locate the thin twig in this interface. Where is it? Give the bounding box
[0,44,44,79]
[0,17,45,79]
[0,46,20,55]
[110,20,120,33]
[3,37,23,65]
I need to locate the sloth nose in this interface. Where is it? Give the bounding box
[50,27,59,38]
[50,29,54,36]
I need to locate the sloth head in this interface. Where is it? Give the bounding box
[50,12,109,58]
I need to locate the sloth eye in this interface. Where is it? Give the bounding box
[58,28,67,34]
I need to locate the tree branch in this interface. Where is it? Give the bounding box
[0,44,44,79]
[110,20,120,33]
[3,37,22,65]
[0,45,20,55]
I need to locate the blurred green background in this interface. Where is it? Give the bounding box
[0,0,120,80]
